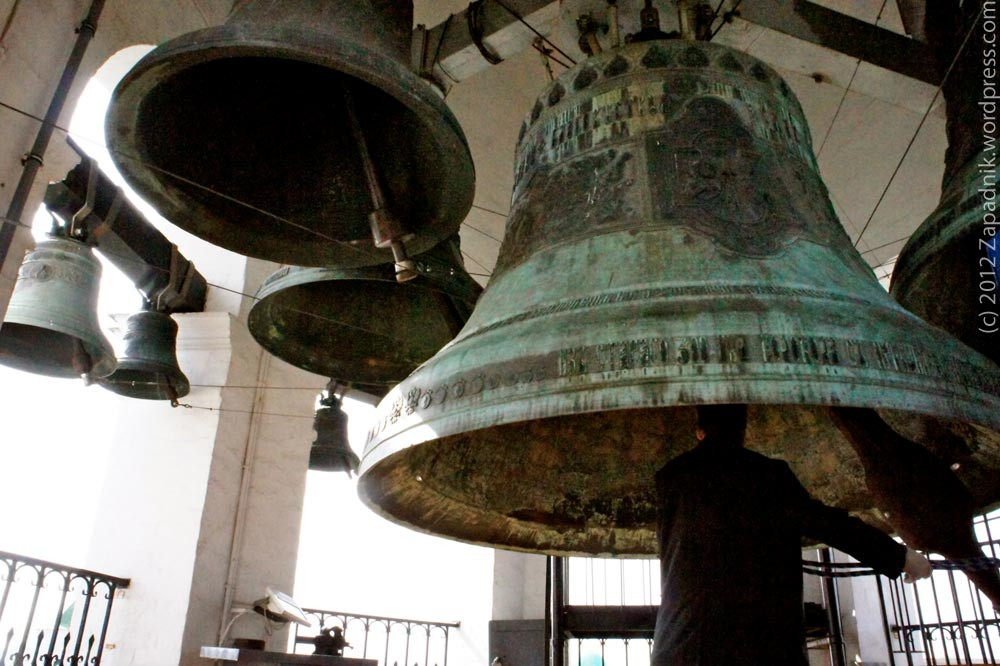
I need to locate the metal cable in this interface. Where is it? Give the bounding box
[491,0,577,65]
[853,4,985,248]
[815,0,889,160]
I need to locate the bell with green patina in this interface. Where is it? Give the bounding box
[891,1,998,365]
[358,40,1000,556]
[0,235,116,381]
[248,236,482,397]
[105,0,474,269]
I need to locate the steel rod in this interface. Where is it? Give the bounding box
[0,0,105,269]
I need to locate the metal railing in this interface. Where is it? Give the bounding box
[291,608,459,666]
[876,511,1000,665]
[0,551,130,666]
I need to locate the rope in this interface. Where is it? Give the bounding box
[802,556,1000,578]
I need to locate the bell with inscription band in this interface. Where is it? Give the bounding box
[357,40,1000,556]
[105,0,475,269]
[0,235,116,381]
[248,236,482,397]
[891,0,998,364]
[98,309,190,401]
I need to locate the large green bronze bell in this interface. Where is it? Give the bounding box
[105,0,475,268]
[0,235,116,381]
[98,309,190,401]
[358,40,1000,556]
[248,237,482,396]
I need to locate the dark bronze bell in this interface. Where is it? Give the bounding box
[105,0,475,269]
[309,388,359,475]
[891,1,996,364]
[358,40,1000,556]
[98,309,190,401]
[247,236,482,396]
[0,235,115,380]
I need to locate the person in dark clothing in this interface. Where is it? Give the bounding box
[651,404,931,666]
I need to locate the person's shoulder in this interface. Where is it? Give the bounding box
[738,448,797,474]
[654,446,701,480]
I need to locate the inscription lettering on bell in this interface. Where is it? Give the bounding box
[358,40,1000,557]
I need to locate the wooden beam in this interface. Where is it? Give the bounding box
[416,0,939,86]
[737,0,938,85]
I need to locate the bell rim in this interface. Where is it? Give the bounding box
[105,23,476,268]
[252,263,483,308]
[97,362,191,400]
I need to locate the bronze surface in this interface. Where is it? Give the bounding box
[248,238,482,396]
[98,310,190,401]
[0,236,116,380]
[358,41,1000,556]
[105,0,475,268]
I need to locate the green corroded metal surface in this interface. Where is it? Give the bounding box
[105,0,474,268]
[892,1,997,364]
[98,310,190,401]
[358,40,1000,556]
[892,150,998,365]
[0,236,116,379]
[248,237,482,396]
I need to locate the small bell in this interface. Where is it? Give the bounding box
[0,235,115,381]
[309,385,359,475]
[98,308,190,401]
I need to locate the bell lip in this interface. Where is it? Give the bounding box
[105,23,476,269]
[253,263,482,308]
[97,361,191,400]
[0,326,117,380]
[358,373,1000,482]
[356,387,1000,557]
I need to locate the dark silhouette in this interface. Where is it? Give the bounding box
[313,626,349,657]
[651,404,930,666]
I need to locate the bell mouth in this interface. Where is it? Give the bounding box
[0,324,116,380]
[106,23,474,268]
[98,365,190,401]
[359,391,1000,557]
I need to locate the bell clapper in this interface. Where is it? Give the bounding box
[342,83,418,283]
[72,337,94,386]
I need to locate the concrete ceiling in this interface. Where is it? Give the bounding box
[410,1,946,287]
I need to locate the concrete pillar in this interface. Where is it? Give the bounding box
[492,550,548,621]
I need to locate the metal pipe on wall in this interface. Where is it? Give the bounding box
[0,0,106,268]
